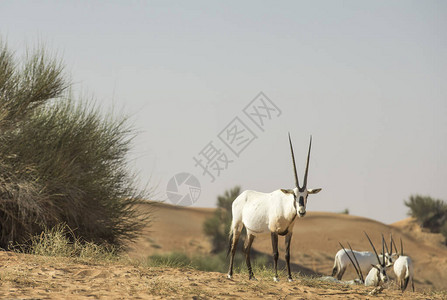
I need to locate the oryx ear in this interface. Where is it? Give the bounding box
[307,188,322,194]
[281,189,294,195]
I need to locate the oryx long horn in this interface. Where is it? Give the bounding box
[381,234,386,266]
[382,233,389,255]
[400,238,404,256]
[364,232,381,265]
[339,242,363,283]
[391,235,399,257]
[288,133,300,189]
[348,242,364,283]
[382,233,390,266]
[390,233,393,254]
[303,135,312,189]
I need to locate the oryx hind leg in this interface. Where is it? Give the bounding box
[337,266,346,280]
[399,277,406,292]
[331,262,338,277]
[244,233,256,280]
[403,276,410,292]
[227,222,243,279]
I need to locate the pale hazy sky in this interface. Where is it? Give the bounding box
[1,1,446,224]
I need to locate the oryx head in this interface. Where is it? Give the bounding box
[371,264,388,283]
[383,233,399,267]
[288,133,322,217]
[365,232,389,284]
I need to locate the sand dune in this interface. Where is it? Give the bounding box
[127,202,214,258]
[128,201,447,292]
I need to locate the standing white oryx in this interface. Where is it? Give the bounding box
[339,232,389,287]
[227,134,321,282]
[332,233,398,280]
[392,238,415,292]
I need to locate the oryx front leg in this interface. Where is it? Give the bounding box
[244,234,256,280]
[285,232,293,282]
[271,232,279,282]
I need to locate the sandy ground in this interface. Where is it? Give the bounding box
[0,251,444,299]
[0,201,446,299]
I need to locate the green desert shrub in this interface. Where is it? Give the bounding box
[339,208,349,214]
[0,40,150,249]
[405,195,447,244]
[203,186,241,253]
[404,195,447,232]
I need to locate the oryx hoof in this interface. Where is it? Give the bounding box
[227,274,232,279]
[288,277,294,282]
[273,276,279,282]
[249,276,257,281]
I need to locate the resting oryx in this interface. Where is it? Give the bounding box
[332,233,398,280]
[392,237,414,292]
[227,134,321,282]
[338,232,389,287]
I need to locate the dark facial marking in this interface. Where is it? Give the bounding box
[299,196,305,207]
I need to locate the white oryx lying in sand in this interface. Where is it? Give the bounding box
[227,134,321,282]
[338,232,389,287]
[392,237,415,292]
[332,233,398,280]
